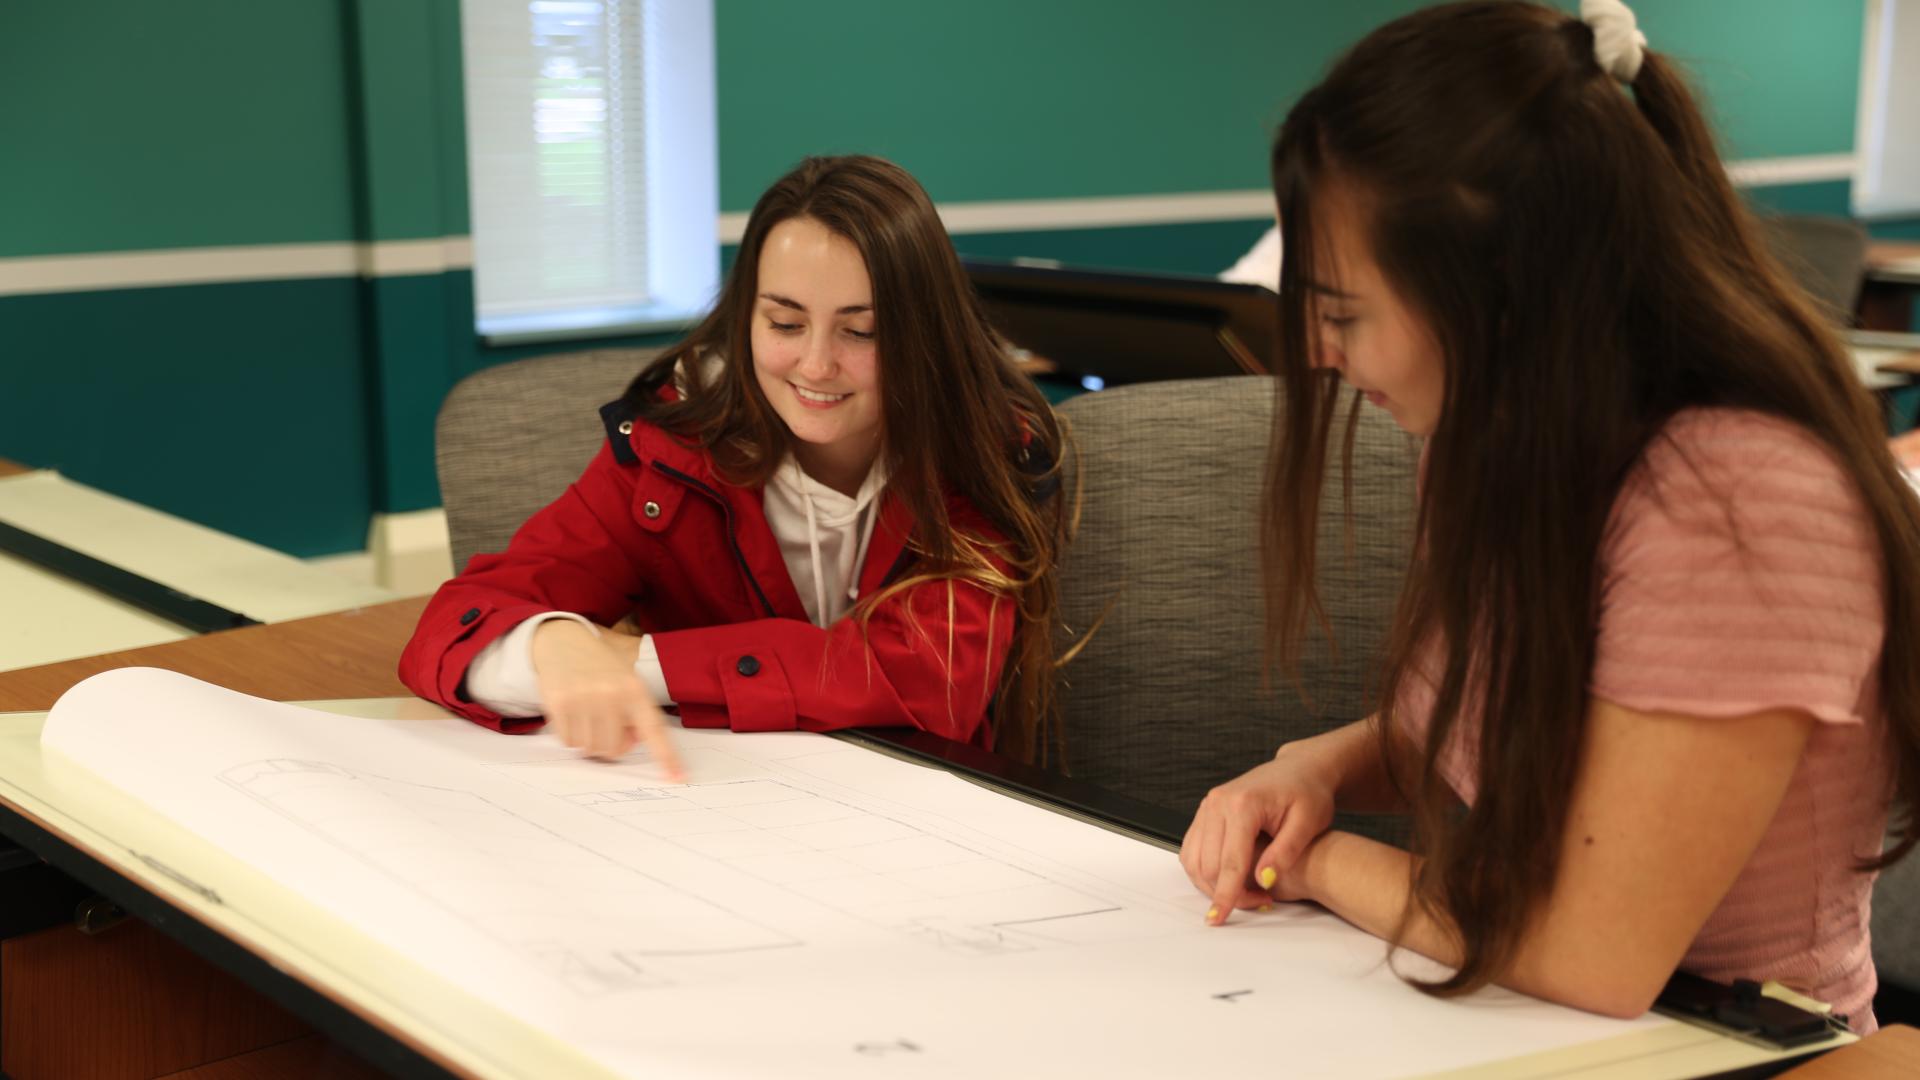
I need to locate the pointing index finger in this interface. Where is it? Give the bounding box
[1208,814,1262,925]
[636,704,685,784]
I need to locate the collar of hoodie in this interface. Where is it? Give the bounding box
[770,452,890,626]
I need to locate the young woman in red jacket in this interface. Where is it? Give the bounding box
[399,156,1067,780]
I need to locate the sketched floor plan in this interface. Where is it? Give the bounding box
[496,756,1131,956]
[220,744,1140,995]
[222,758,799,994]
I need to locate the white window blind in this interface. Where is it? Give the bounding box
[461,0,717,343]
[1855,0,1920,219]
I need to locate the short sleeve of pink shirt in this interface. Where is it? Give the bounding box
[1593,409,1884,725]
[1591,408,1891,1029]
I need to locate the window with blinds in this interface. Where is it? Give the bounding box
[1856,0,1920,218]
[461,0,717,344]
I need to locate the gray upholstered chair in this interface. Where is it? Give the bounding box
[1052,376,1420,833]
[437,348,662,572]
[1756,213,1870,326]
[1872,840,1920,1019]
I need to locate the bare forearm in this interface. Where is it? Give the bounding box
[1301,832,1584,1006]
[1300,830,1447,951]
[1299,831,1661,1018]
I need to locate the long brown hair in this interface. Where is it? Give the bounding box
[1263,1,1920,994]
[623,155,1069,765]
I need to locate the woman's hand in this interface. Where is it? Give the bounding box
[530,619,685,781]
[1179,743,1339,924]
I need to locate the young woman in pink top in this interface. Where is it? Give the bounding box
[1180,0,1920,1031]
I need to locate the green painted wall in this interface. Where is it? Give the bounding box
[714,0,1429,209]
[1629,0,1866,162]
[0,0,1878,254]
[0,280,376,554]
[0,0,1909,559]
[0,2,360,259]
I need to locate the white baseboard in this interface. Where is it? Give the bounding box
[364,509,454,597]
[307,509,453,597]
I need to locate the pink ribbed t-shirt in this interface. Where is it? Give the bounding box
[1402,408,1893,1031]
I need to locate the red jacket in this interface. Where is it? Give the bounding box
[398,398,1019,749]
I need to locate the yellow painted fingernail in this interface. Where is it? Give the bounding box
[1206,905,1220,922]
[1259,904,1273,913]
[1257,866,1277,889]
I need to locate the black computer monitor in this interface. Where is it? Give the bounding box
[963,258,1276,387]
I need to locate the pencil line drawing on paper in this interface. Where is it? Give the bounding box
[220,759,801,995]
[495,756,1140,956]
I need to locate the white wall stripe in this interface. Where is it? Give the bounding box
[357,236,475,278]
[0,155,1868,297]
[718,189,1278,243]
[1723,153,1857,187]
[0,238,477,298]
[0,244,359,298]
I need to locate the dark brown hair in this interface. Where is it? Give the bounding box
[1263,1,1920,994]
[623,155,1069,765]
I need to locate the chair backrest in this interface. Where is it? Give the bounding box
[1053,376,1419,825]
[436,348,661,572]
[1756,213,1870,325]
[1873,841,1920,1001]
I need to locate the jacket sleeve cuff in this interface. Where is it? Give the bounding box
[464,612,598,717]
[408,600,558,733]
[651,626,795,733]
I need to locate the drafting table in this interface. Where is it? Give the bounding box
[0,601,1903,1078]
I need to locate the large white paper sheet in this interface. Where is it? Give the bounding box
[42,668,1663,1079]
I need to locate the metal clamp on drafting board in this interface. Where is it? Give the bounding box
[1654,971,1846,1050]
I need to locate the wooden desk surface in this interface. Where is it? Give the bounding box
[1878,349,1920,376]
[1780,1024,1919,1079]
[1869,240,1920,269]
[0,596,426,712]
[1862,243,1920,330]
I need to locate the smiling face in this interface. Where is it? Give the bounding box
[1305,185,1447,436]
[750,215,884,493]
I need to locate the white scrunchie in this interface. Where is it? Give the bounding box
[1580,0,1648,83]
